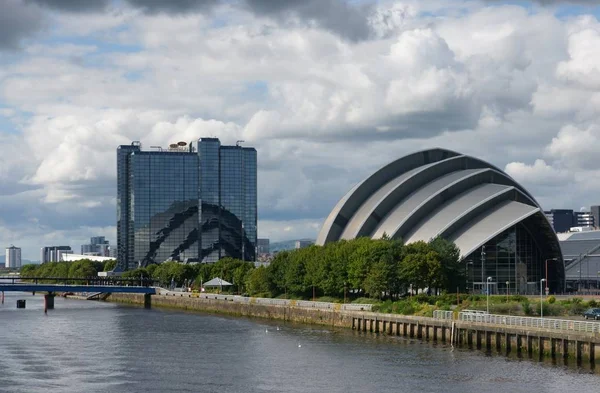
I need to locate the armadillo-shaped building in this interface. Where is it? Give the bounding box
[317,149,564,294]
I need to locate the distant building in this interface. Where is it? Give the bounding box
[81,236,110,256]
[117,138,257,270]
[592,205,600,229]
[574,211,594,228]
[62,253,115,263]
[544,209,575,233]
[5,245,21,269]
[257,238,270,254]
[295,240,314,249]
[544,209,596,233]
[41,246,72,263]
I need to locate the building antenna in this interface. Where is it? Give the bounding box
[236,140,245,147]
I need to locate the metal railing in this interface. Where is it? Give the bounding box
[160,289,373,312]
[458,311,600,334]
[432,310,454,320]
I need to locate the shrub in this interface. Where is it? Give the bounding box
[547,295,556,304]
[543,303,564,316]
[588,300,598,308]
[414,304,435,317]
[317,296,339,303]
[490,303,521,315]
[394,300,417,315]
[521,301,532,316]
[568,302,586,316]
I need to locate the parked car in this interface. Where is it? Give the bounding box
[583,308,600,320]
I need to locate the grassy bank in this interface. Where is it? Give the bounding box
[369,295,597,318]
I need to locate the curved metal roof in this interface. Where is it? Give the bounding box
[316,148,562,265]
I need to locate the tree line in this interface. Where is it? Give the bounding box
[20,259,112,280]
[20,236,466,299]
[249,236,465,299]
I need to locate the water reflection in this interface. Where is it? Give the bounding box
[0,291,598,393]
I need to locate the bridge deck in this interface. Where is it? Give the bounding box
[0,284,156,294]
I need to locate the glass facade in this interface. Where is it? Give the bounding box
[117,143,140,270]
[465,223,546,295]
[117,138,257,270]
[198,139,257,262]
[199,138,221,262]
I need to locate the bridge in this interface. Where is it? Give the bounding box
[0,276,156,310]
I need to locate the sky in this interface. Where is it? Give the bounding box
[1,0,600,259]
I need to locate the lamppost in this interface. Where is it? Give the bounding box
[545,258,557,296]
[506,280,510,301]
[579,254,583,292]
[343,281,347,304]
[466,261,474,293]
[540,278,546,318]
[481,246,486,295]
[486,276,492,314]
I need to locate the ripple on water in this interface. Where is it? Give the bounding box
[1,292,600,393]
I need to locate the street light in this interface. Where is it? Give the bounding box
[540,278,546,318]
[506,280,510,301]
[544,258,557,296]
[466,261,474,293]
[481,246,486,295]
[486,277,492,314]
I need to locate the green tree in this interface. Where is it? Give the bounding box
[245,266,271,296]
[103,259,117,271]
[429,237,464,292]
[68,259,98,279]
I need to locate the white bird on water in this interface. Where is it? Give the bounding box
[276,326,280,331]
[298,343,302,348]
[265,328,268,333]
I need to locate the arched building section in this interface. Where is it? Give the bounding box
[317,149,564,294]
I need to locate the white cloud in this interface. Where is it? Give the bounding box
[557,19,600,89]
[505,159,571,187]
[2,1,600,258]
[546,124,600,170]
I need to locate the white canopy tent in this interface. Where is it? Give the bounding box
[203,277,233,287]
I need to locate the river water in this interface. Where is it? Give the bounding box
[0,291,598,393]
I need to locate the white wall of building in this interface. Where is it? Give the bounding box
[61,253,116,262]
[5,246,21,269]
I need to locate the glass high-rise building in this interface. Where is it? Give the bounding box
[117,138,257,270]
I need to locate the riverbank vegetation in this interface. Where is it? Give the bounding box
[19,246,597,318]
[372,294,598,318]
[20,259,110,279]
[19,237,464,300]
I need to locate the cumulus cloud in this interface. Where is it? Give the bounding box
[3,1,600,258]
[557,23,600,89]
[546,124,600,170]
[505,159,571,187]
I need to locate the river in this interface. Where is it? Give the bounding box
[0,290,598,393]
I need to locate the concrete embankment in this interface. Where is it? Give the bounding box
[106,293,600,367]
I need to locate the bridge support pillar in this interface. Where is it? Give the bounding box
[144,294,152,309]
[44,293,55,310]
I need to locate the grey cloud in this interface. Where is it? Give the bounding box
[123,0,374,41]
[1,0,377,46]
[484,0,600,4]
[244,0,374,41]
[25,0,111,12]
[0,0,45,50]
[123,0,219,14]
